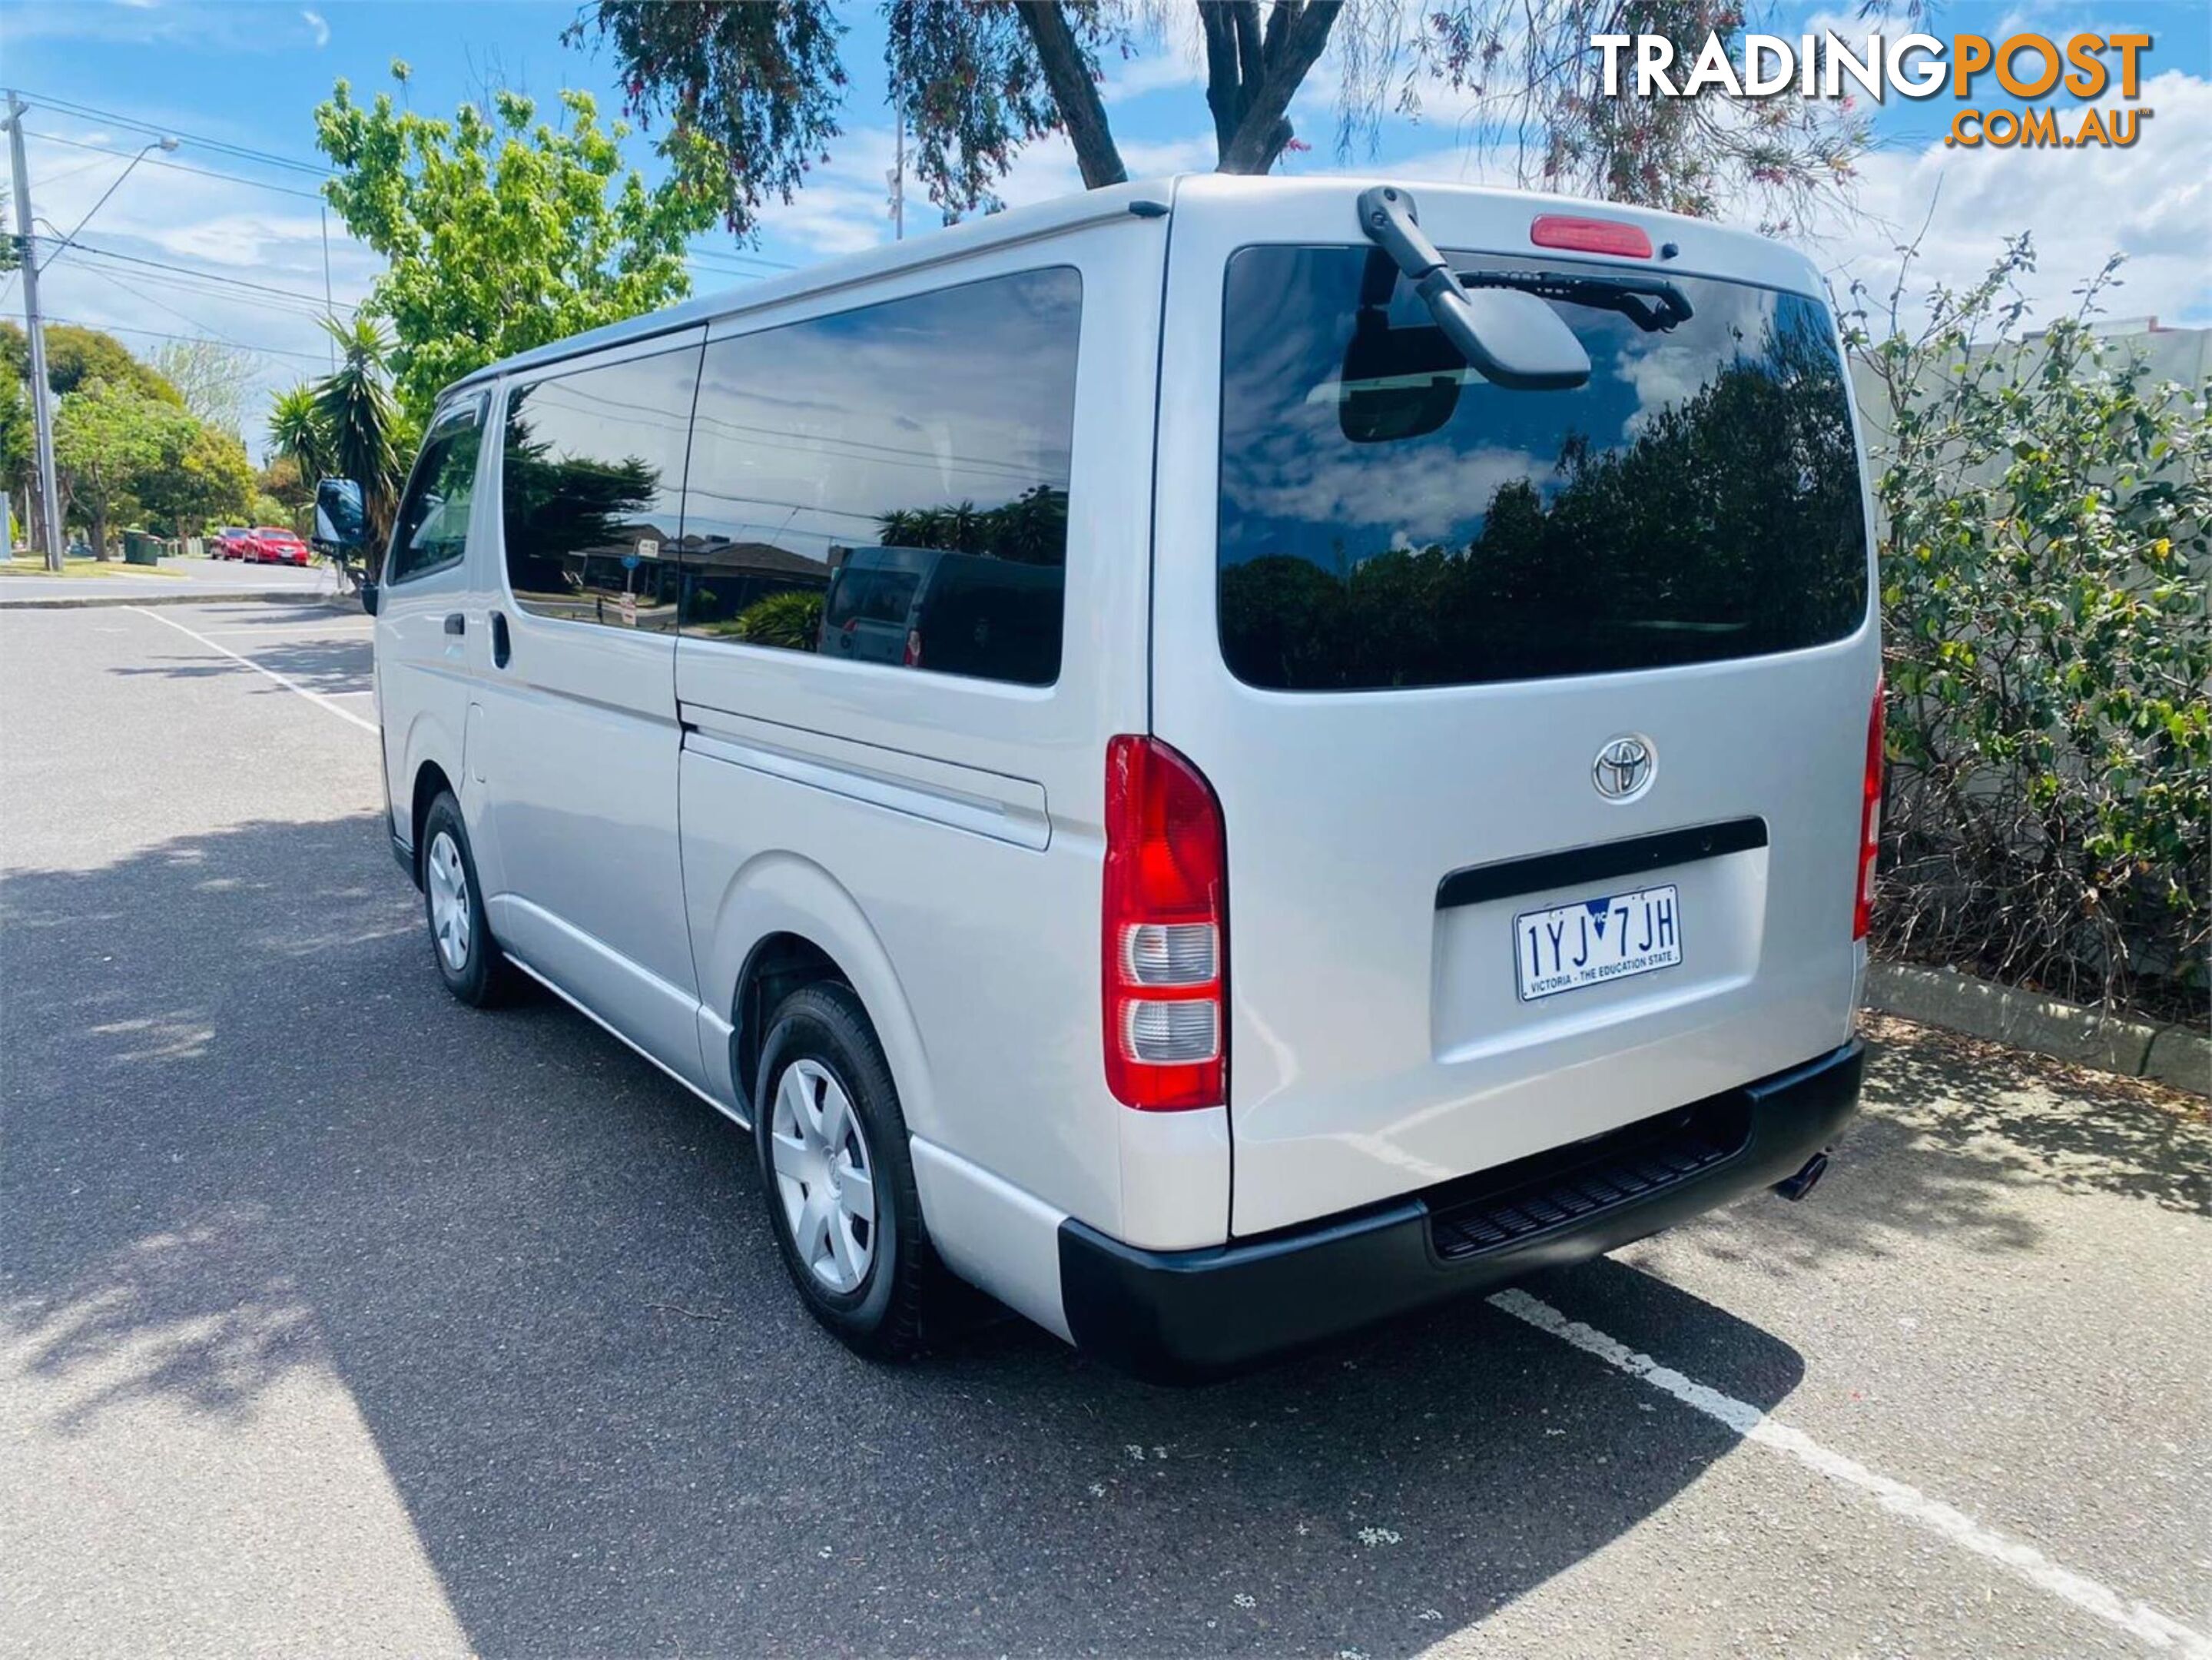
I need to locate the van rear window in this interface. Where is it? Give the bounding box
[1216,245,1869,692]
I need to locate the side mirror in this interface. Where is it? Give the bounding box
[360,579,380,618]
[314,477,366,552]
[1425,283,1592,393]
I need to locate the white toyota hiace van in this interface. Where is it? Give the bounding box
[366,175,1880,1381]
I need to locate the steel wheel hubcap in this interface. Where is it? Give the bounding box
[770,1057,877,1293]
[426,830,471,972]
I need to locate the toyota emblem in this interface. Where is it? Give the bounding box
[1593,735,1656,802]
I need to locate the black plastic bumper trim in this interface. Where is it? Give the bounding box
[390,831,416,884]
[1436,816,1768,911]
[1059,1037,1863,1384]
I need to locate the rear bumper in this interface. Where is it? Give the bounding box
[1059,1038,1864,1383]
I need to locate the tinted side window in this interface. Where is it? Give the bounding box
[679,267,1080,686]
[502,346,701,632]
[387,396,486,584]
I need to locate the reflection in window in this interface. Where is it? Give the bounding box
[1217,247,1869,692]
[680,267,1081,687]
[388,396,486,584]
[502,347,700,632]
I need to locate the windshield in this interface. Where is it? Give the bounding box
[1216,246,1869,692]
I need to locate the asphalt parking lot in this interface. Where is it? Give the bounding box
[4,600,2207,1658]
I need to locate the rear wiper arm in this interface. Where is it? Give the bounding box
[1458,268,1693,334]
[1355,186,1591,391]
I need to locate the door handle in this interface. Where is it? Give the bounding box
[443,612,466,636]
[490,609,511,669]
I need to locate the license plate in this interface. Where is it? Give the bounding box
[1514,884,1682,1002]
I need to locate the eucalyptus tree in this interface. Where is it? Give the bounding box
[568,1,1864,235]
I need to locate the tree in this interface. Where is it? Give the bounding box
[138,422,257,538]
[310,317,403,552]
[267,383,332,483]
[258,453,314,516]
[0,376,29,513]
[52,379,196,559]
[313,64,716,420]
[150,338,257,437]
[569,2,1863,234]
[0,320,181,403]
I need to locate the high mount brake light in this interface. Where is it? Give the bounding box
[1855,677,1886,941]
[1530,214,1654,259]
[1102,735,1226,1111]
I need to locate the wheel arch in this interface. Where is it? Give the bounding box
[704,851,938,1142]
[406,757,458,888]
[395,705,466,886]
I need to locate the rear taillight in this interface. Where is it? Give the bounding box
[1530,213,1653,258]
[1103,735,1225,1111]
[903,628,922,668]
[1854,676,1885,941]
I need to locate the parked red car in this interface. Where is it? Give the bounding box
[211,527,253,560]
[244,526,310,566]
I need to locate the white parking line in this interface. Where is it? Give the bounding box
[127,606,378,735]
[1489,1289,2211,1655]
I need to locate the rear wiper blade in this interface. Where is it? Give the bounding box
[1458,268,1693,334]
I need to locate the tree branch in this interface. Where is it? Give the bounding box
[1200,4,1243,158]
[1217,0,1343,174]
[1011,1,1127,189]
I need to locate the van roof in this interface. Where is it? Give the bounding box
[445,174,1820,397]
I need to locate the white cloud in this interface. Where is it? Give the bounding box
[19,123,380,458]
[2,0,329,51]
[755,118,1219,261]
[300,8,328,48]
[1101,38,1206,106]
[1802,69,2212,327]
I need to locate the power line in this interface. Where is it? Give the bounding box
[26,151,122,191]
[55,252,343,322]
[67,260,307,357]
[6,87,332,178]
[38,311,332,364]
[63,261,326,320]
[22,128,327,201]
[38,236,360,314]
[689,247,798,273]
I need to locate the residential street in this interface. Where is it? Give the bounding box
[2,600,2206,1658]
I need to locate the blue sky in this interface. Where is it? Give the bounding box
[2,0,2204,455]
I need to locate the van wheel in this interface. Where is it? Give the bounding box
[420,792,512,1008]
[754,983,928,1361]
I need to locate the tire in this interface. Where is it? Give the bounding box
[754,983,930,1361]
[420,792,512,1008]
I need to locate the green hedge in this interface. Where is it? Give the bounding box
[1851,239,2210,1020]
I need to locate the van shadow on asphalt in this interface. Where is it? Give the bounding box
[5,812,2132,1655]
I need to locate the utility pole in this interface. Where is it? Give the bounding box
[320,204,335,365]
[5,93,64,571]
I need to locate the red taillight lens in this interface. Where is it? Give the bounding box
[1530,214,1653,259]
[1854,676,1886,941]
[1103,735,1226,1111]
[903,628,922,668]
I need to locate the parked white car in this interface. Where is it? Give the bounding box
[365,174,1880,1380]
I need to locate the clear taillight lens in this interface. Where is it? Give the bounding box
[1102,735,1226,1111]
[1854,676,1885,941]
